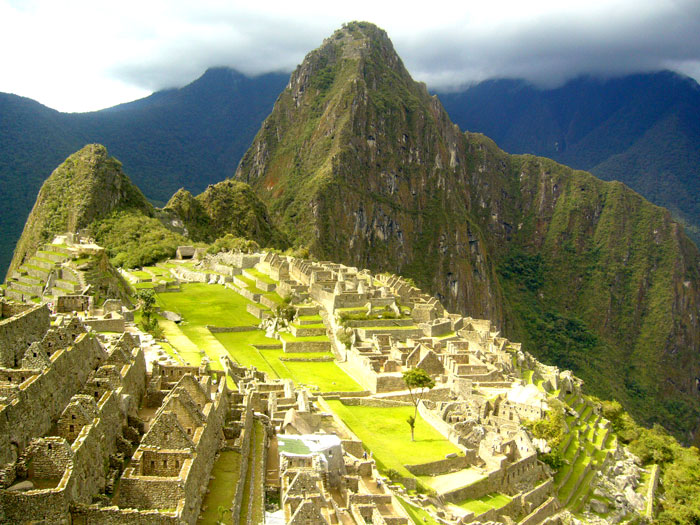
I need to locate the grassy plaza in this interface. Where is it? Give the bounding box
[325,401,461,478]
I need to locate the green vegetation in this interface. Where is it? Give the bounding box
[156,283,259,326]
[198,451,242,524]
[523,399,566,469]
[214,331,359,391]
[397,497,439,525]
[135,289,162,337]
[164,181,288,248]
[326,401,460,479]
[403,367,435,441]
[154,283,359,391]
[600,399,700,523]
[8,144,153,276]
[91,210,188,268]
[458,493,511,515]
[206,234,260,255]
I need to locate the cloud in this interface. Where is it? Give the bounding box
[1,0,699,111]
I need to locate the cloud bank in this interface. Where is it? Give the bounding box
[1,0,699,111]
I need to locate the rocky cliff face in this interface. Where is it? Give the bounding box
[236,22,700,441]
[8,144,153,276]
[164,180,288,248]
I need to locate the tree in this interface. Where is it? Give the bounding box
[136,288,159,335]
[403,367,435,441]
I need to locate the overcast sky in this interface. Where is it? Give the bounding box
[1,0,699,112]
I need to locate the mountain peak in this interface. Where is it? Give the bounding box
[8,144,152,276]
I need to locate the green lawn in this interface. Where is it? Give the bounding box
[156,283,258,326]
[153,283,359,391]
[280,332,330,342]
[129,269,152,280]
[157,318,203,365]
[297,314,323,322]
[397,497,439,525]
[178,325,228,370]
[263,291,285,305]
[198,450,242,524]
[458,493,511,515]
[326,401,460,478]
[245,268,277,285]
[133,282,156,290]
[215,332,358,391]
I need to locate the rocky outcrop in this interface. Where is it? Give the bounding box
[164,181,288,248]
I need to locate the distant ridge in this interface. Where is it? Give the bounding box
[0,68,288,274]
[438,71,700,245]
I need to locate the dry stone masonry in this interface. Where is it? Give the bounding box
[0,243,655,524]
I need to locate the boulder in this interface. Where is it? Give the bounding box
[161,310,182,323]
[624,486,645,511]
[589,498,609,514]
[7,480,34,491]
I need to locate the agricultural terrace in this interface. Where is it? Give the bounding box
[154,282,362,392]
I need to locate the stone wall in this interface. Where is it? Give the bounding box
[56,295,91,313]
[517,497,558,525]
[231,398,255,524]
[0,480,69,523]
[470,496,521,524]
[0,304,50,368]
[404,455,470,477]
[339,397,411,408]
[71,503,181,524]
[117,380,227,524]
[282,340,331,353]
[207,325,258,333]
[84,317,126,332]
[0,300,32,318]
[0,333,106,464]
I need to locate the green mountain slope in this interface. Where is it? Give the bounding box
[8,144,154,275]
[438,72,700,245]
[236,22,700,442]
[8,144,285,273]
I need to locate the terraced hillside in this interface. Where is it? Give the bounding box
[126,252,656,523]
[2,236,130,305]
